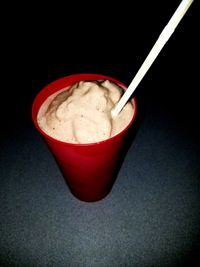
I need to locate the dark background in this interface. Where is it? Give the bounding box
[1,1,199,267]
[1,0,197,136]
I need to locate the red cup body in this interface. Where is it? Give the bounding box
[32,74,137,202]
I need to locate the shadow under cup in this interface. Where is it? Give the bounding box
[32,74,137,202]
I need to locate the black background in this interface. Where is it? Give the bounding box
[1,1,199,266]
[1,0,198,137]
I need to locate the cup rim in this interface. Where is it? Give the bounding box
[32,73,137,147]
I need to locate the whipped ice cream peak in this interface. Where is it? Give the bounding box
[37,80,134,144]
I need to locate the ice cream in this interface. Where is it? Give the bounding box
[37,80,134,144]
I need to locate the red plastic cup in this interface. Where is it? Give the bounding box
[32,74,137,202]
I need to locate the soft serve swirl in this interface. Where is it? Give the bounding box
[37,80,134,144]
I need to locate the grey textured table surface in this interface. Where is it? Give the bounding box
[1,97,199,267]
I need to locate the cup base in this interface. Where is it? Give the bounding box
[67,184,112,202]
